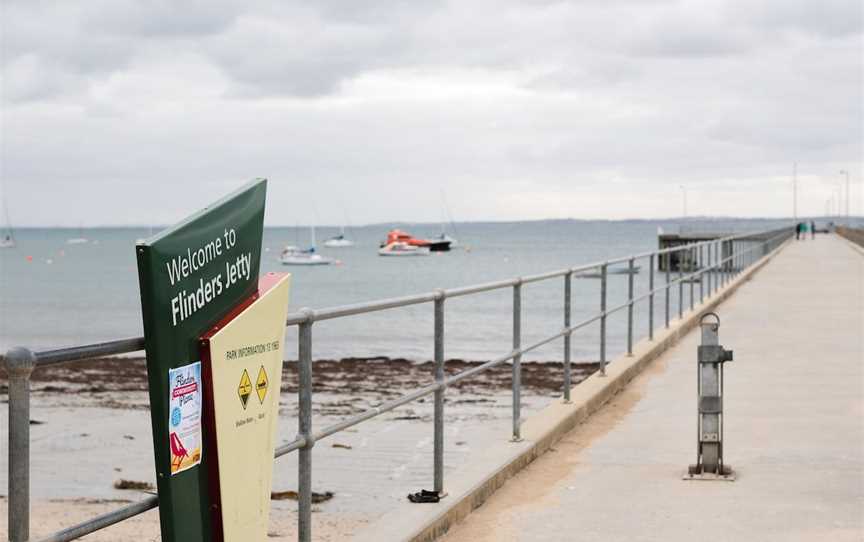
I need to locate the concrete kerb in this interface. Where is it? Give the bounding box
[359,238,792,542]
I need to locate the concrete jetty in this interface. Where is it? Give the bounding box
[437,234,863,541]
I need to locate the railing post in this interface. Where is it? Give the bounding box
[678,247,684,320]
[627,258,634,356]
[600,264,608,376]
[713,242,719,293]
[648,254,655,341]
[563,272,572,402]
[433,290,445,492]
[689,247,695,312]
[5,347,36,542]
[664,253,671,329]
[297,312,314,542]
[699,244,704,304]
[511,279,522,441]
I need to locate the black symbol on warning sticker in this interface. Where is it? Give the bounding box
[238,369,252,409]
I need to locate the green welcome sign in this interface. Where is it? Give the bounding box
[135,179,267,541]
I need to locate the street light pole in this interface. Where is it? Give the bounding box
[680,185,687,219]
[793,163,798,221]
[840,170,850,226]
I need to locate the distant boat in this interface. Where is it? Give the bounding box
[0,233,14,249]
[378,242,430,257]
[280,226,336,265]
[279,246,336,265]
[323,225,354,248]
[67,226,89,245]
[438,190,461,248]
[1,189,15,248]
[380,229,451,252]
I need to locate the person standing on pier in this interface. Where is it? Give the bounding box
[795,222,802,240]
[810,220,816,240]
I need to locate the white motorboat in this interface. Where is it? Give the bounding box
[0,234,14,249]
[279,246,336,266]
[66,237,89,245]
[378,242,430,257]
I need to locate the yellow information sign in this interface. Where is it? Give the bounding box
[200,273,291,542]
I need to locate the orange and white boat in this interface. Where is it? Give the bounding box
[379,229,451,252]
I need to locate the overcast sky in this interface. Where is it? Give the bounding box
[1,0,861,226]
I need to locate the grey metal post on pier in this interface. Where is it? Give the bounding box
[689,247,695,312]
[511,280,522,441]
[433,291,445,492]
[699,245,704,303]
[648,254,655,341]
[563,272,572,402]
[627,258,635,356]
[297,314,314,542]
[600,264,608,376]
[665,254,671,328]
[5,347,36,542]
[678,252,684,320]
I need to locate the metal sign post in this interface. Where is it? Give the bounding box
[685,312,735,481]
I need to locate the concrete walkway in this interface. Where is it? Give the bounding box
[441,234,864,542]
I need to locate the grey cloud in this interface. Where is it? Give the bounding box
[729,0,863,38]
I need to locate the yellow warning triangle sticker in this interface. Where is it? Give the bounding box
[238,369,252,409]
[256,365,268,404]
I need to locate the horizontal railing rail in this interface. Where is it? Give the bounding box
[2,226,793,542]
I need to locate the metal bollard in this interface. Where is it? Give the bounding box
[686,313,735,481]
[433,291,445,492]
[297,313,314,542]
[512,280,522,441]
[5,347,36,542]
[563,272,572,402]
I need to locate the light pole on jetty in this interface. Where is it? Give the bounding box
[680,185,687,219]
[792,163,798,220]
[839,170,850,225]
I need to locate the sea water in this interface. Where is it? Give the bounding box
[0,219,790,362]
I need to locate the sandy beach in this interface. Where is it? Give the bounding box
[0,356,597,540]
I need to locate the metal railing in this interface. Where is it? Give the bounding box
[2,227,793,542]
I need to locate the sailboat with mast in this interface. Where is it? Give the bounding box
[432,190,460,248]
[279,225,337,265]
[324,224,354,248]
[0,186,15,248]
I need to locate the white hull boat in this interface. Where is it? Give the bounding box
[323,236,354,248]
[378,242,430,257]
[279,245,336,266]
